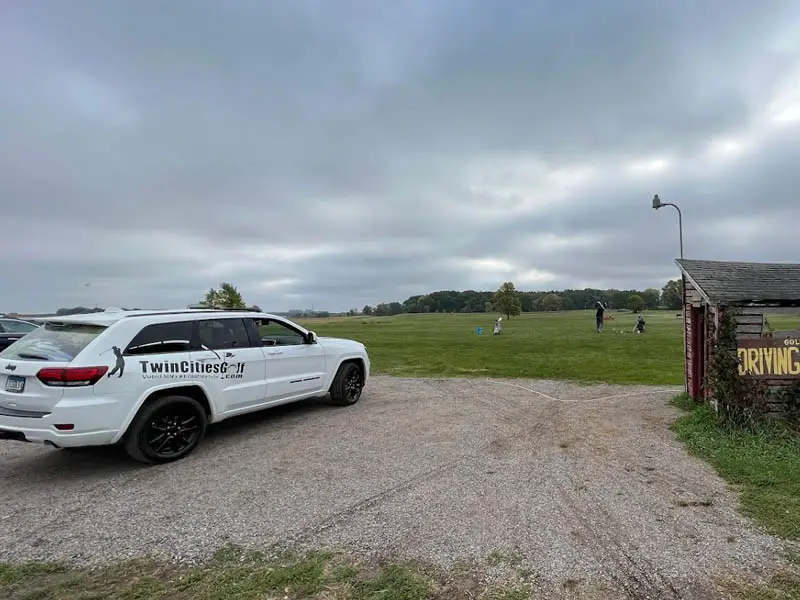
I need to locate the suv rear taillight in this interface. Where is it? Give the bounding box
[36,366,109,387]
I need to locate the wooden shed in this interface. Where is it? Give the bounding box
[675,258,800,401]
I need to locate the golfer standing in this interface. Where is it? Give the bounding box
[595,301,605,333]
[493,317,503,335]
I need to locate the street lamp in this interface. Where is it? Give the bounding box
[653,194,689,394]
[652,194,683,259]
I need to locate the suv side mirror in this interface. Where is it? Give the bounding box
[305,331,317,344]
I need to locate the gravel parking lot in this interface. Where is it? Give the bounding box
[0,376,788,598]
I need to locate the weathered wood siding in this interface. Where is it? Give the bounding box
[685,303,695,396]
[736,312,764,339]
[684,279,704,307]
[683,280,712,399]
[704,304,712,400]
[683,279,695,397]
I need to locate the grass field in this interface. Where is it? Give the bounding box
[672,395,800,541]
[297,309,799,386]
[671,397,800,599]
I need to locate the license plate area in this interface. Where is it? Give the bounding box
[5,375,25,393]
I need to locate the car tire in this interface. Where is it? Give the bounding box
[329,361,365,407]
[124,395,208,464]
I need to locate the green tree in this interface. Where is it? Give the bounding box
[493,281,522,319]
[416,294,435,313]
[520,292,535,312]
[641,288,661,310]
[605,289,628,309]
[387,302,404,315]
[661,279,682,310]
[627,294,644,313]
[540,293,563,312]
[362,305,373,315]
[203,283,246,309]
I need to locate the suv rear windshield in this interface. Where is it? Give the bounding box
[0,322,106,362]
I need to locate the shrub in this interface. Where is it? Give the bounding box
[705,308,770,429]
[775,380,800,431]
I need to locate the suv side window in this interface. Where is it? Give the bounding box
[197,318,252,350]
[257,319,305,346]
[125,321,194,355]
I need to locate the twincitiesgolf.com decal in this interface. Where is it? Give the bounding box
[138,360,247,380]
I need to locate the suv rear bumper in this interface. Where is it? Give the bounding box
[0,396,127,448]
[0,421,119,447]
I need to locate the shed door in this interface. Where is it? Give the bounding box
[690,306,705,399]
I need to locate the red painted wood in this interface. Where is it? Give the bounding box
[689,305,705,398]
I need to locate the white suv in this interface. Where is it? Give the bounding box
[0,308,370,464]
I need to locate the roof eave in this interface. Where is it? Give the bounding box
[717,297,800,306]
[674,259,713,305]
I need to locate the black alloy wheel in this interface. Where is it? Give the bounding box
[145,406,202,458]
[330,362,364,406]
[344,366,364,402]
[124,395,208,464]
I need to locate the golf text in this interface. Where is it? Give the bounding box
[138,360,246,380]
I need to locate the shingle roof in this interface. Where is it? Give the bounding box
[676,259,800,304]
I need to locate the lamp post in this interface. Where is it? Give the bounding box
[653,194,688,393]
[652,194,683,259]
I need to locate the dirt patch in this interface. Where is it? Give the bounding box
[0,376,788,598]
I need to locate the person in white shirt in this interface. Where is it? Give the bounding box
[493,317,503,335]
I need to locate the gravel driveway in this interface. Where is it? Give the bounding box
[0,376,787,598]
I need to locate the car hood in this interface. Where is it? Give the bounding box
[317,336,365,350]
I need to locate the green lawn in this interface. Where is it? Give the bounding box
[297,310,686,385]
[671,398,800,599]
[0,547,531,600]
[672,397,800,540]
[296,310,799,386]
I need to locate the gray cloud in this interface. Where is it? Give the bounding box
[2,0,800,312]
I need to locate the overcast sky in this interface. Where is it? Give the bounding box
[2,1,799,313]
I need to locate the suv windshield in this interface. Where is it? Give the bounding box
[0,322,106,362]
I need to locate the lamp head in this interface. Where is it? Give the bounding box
[652,194,662,209]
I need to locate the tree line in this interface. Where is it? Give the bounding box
[49,279,685,318]
[362,279,683,317]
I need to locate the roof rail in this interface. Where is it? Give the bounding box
[186,304,262,312]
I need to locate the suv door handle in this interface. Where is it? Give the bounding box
[267,350,283,356]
